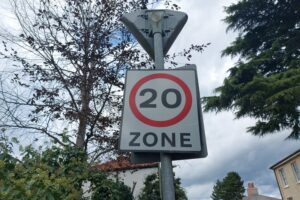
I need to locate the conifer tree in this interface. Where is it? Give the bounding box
[203,0,300,139]
[211,172,245,200]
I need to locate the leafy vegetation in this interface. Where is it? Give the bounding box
[0,136,133,200]
[203,0,300,139]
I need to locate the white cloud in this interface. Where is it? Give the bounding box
[185,182,214,200]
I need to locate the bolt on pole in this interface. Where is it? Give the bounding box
[150,11,175,200]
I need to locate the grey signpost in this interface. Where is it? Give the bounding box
[120,10,206,200]
[150,11,174,200]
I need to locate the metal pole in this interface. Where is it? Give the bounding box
[150,11,175,200]
[160,152,175,200]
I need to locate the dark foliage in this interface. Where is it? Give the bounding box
[203,0,300,139]
[211,172,245,200]
[138,173,187,200]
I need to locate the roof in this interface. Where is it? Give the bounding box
[243,182,281,200]
[93,156,159,172]
[270,148,300,170]
[243,195,281,200]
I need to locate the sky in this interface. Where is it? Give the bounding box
[157,0,300,200]
[0,0,299,200]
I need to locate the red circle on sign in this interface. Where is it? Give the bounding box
[129,73,192,127]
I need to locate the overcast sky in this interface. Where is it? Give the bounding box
[161,0,300,200]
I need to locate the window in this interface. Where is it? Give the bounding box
[279,168,288,187]
[291,162,300,182]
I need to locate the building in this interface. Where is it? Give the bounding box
[243,182,281,200]
[270,149,300,200]
[93,157,159,199]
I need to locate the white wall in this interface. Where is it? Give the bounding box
[110,167,158,199]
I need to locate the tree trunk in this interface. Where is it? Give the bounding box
[76,85,90,149]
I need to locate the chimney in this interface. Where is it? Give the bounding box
[247,182,259,196]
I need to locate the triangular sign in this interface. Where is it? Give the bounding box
[121,9,188,59]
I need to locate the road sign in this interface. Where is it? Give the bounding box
[119,68,203,153]
[130,65,207,163]
[121,9,187,59]
[121,9,205,200]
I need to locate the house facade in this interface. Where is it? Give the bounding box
[270,149,300,200]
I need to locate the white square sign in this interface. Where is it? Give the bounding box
[119,69,203,152]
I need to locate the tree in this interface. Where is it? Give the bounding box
[0,0,206,161]
[0,0,147,161]
[211,172,245,200]
[203,0,300,139]
[138,173,187,200]
[0,136,133,200]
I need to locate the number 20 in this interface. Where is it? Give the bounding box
[139,88,182,108]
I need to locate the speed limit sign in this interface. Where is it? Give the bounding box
[119,68,204,153]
